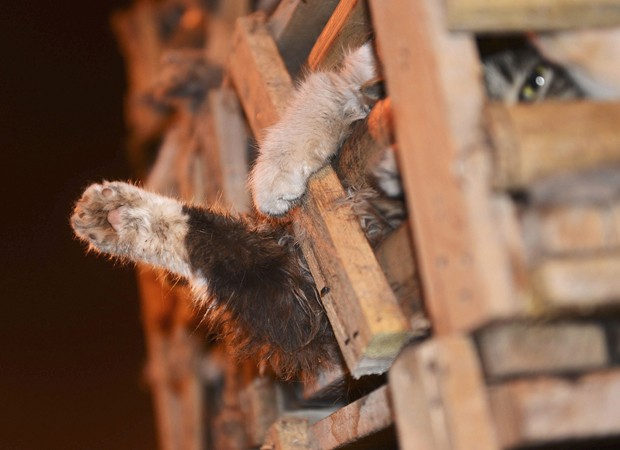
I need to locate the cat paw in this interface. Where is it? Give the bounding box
[71,181,143,252]
[250,156,310,216]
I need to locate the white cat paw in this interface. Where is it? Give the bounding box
[71,181,143,252]
[250,156,310,216]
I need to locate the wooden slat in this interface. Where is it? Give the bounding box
[488,101,620,190]
[477,321,609,380]
[239,376,280,447]
[229,14,412,377]
[389,336,499,450]
[310,385,393,449]
[533,253,620,309]
[228,15,294,134]
[522,202,620,256]
[370,0,521,334]
[137,267,204,450]
[198,87,251,212]
[489,369,620,447]
[262,418,312,450]
[268,0,339,77]
[446,0,620,32]
[307,0,371,71]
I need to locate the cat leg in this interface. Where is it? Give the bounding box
[250,42,377,216]
[71,181,193,278]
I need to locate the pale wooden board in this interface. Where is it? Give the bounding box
[370,0,522,334]
[521,202,620,256]
[202,87,251,212]
[268,0,339,76]
[477,321,609,380]
[228,14,412,377]
[489,369,620,447]
[309,385,392,449]
[533,253,620,309]
[446,0,620,32]
[389,336,499,450]
[488,101,620,190]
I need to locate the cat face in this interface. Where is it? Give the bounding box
[483,48,583,103]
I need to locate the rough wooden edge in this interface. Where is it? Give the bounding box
[389,336,499,450]
[310,385,393,449]
[489,369,620,447]
[229,14,412,378]
[369,0,522,335]
[445,0,620,32]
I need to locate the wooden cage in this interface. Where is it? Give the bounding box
[113,0,620,448]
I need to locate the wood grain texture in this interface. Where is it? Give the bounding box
[370,0,521,334]
[489,369,620,447]
[446,0,620,32]
[229,14,294,136]
[488,101,620,190]
[389,337,499,450]
[310,385,392,450]
[228,14,412,377]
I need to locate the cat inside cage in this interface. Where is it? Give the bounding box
[71,28,614,378]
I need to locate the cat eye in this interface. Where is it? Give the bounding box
[519,64,550,102]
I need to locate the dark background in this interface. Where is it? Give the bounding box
[0,1,158,448]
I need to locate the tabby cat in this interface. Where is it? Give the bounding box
[71,41,582,378]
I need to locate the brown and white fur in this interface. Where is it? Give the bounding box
[72,40,588,378]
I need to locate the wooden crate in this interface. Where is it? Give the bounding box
[114,0,620,448]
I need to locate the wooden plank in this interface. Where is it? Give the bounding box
[137,267,204,450]
[389,336,499,450]
[370,0,521,334]
[533,253,620,309]
[268,0,339,77]
[229,14,412,377]
[446,0,620,32]
[228,15,294,135]
[522,202,620,256]
[262,418,312,450]
[310,385,393,450]
[488,101,620,190]
[489,369,620,448]
[375,223,429,335]
[239,376,280,447]
[477,321,609,380]
[307,0,371,71]
[197,87,251,212]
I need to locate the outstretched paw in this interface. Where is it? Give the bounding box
[71,181,144,254]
